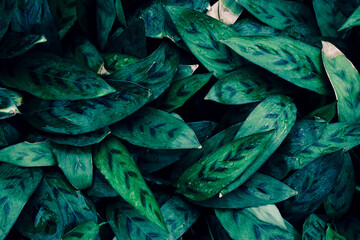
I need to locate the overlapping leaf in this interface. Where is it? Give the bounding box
[86,170,118,198]
[304,102,337,122]
[63,221,99,240]
[173,64,199,81]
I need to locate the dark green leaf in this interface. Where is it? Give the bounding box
[141,4,167,38]
[96,0,116,50]
[111,107,201,149]
[86,169,118,198]
[304,102,337,122]
[302,214,326,240]
[102,53,138,73]
[0,0,16,42]
[63,221,99,240]
[221,36,331,95]
[94,136,166,230]
[335,214,360,240]
[326,225,346,240]
[339,5,360,31]
[188,120,217,143]
[0,163,43,239]
[115,0,126,26]
[48,0,77,38]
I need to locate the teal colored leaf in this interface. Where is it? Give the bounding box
[326,225,346,240]
[0,89,20,119]
[15,178,65,240]
[45,172,98,231]
[96,0,116,49]
[177,130,274,201]
[63,221,99,240]
[94,136,166,230]
[232,18,281,36]
[0,164,43,240]
[0,121,21,148]
[0,140,56,167]
[188,120,217,143]
[107,42,180,100]
[302,214,326,240]
[282,151,343,223]
[158,72,212,112]
[339,5,360,31]
[0,53,115,100]
[166,6,243,78]
[0,0,16,42]
[304,102,337,122]
[324,152,355,218]
[86,170,118,198]
[215,204,300,240]
[221,36,331,95]
[141,4,166,38]
[48,0,77,38]
[322,41,360,121]
[221,95,296,195]
[163,0,210,12]
[0,32,46,59]
[173,64,199,81]
[45,127,111,147]
[23,82,151,135]
[194,173,297,208]
[115,0,126,26]
[52,144,93,190]
[236,0,318,33]
[111,107,201,149]
[102,53,138,73]
[205,66,294,105]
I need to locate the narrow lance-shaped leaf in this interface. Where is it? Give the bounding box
[94,136,166,230]
[194,172,297,209]
[0,53,115,100]
[166,6,244,78]
[302,214,326,240]
[221,36,331,95]
[215,204,300,240]
[112,107,201,150]
[177,130,274,201]
[339,5,360,31]
[205,66,294,105]
[0,140,56,167]
[52,144,93,190]
[48,0,77,38]
[0,164,43,240]
[322,41,360,121]
[63,221,100,240]
[115,0,126,26]
[23,82,151,135]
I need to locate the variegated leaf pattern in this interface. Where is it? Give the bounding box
[194,172,297,209]
[205,66,294,105]
[236,0,318,33]
[94,136,166,230]
[232,18,281,36]
[221,36,331,95]
[107,42,180,100]
[166,6,243,78]
[324,152,356,218]
[158,72,212,112]
[177,130,274,201]
[0,88,23,107]
[302,214,326,240]
[111,107,201,149]
[215,204,300,240]
[0,89,20,120]
[0,53,115,100]
[0,32,46,59]
[23,82,151,135]
[63,221,99,240]
[96,0,116,50]
[322,41,360,122]
[53,144,93,190]
[0,0,16,42]
[282,151,343,223]
[221,95,296,195]
[45,172,98,231]
[339,5,360,31]
[0,164,43,240]
[48,0,77,38]
[0,140,56,167]
[15,177,65,240]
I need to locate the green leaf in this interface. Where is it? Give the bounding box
[48,0,77,38]
[158,72,212,112]
[45,127,111,147]
[193,173,297,208]
[324,152,356,218]
[302,214,326,240]
[166,6,243,78]
[339,5,360,31]
[173,64,199,81]
[111,107,201,149]
[322,41,360,121]
[221,36,331,95]
[141,4,167,38]
[326,225,346,240]
[103,53,139,73]
[205,66,294,105]
[0,163,43,240]
[236,0,318,33]
[23,82,151,135]
[282,151,343,223]
[15,178,65,240]
[304,102,337,122]
[96,0,116,50]
[0,0,16,42]
[232,18,281,36]
[215,204,300,240]
[335,214,360,240]
[0,32,46,59]
[45,172,98,231]
[53,144,93,190]
[94,136,166,230]
[0,53,115,100]
[115,0,126,26]
[0,140,56,167]
[107,42,180,100]
[86,169,118,198]
[188,120,217,143]
[0,89,20,119]
[177,130,274,201]
[63,221,99,240]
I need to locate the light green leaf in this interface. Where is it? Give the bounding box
[326,225,346,240]
[339,5,360,31]
[63,221,99,240]
[221,36,331,95]
[94,136,166,230]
